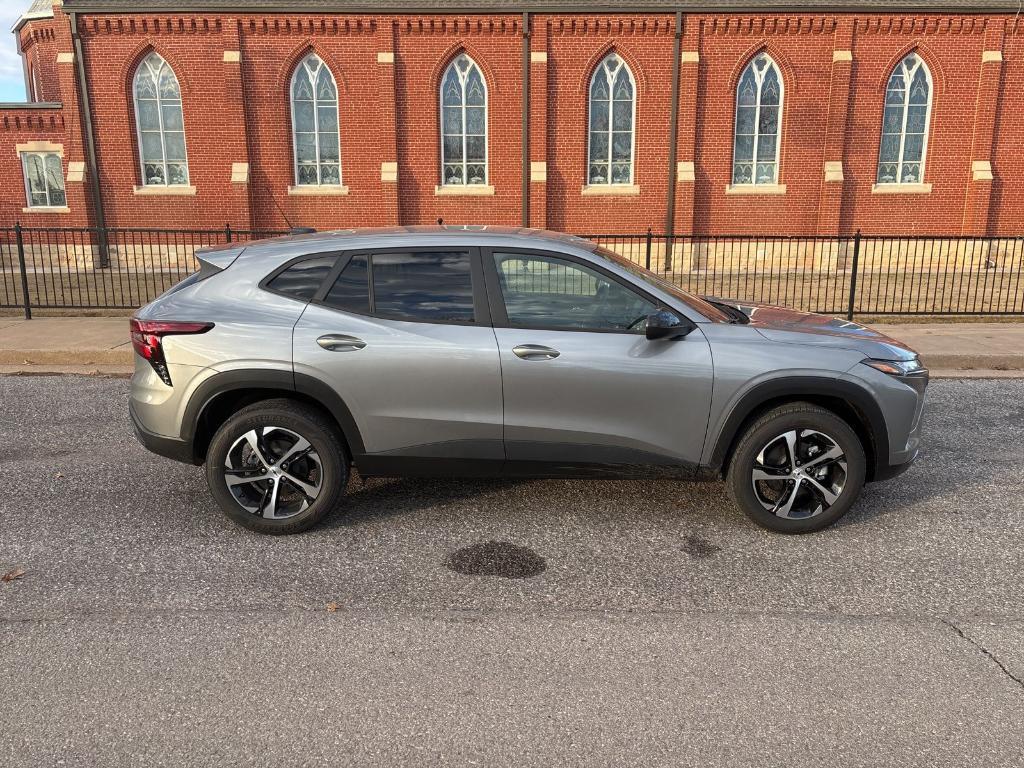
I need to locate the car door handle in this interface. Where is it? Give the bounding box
[317,334,367,352]
[512,344,560,361]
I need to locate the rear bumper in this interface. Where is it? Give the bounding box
[130,402,198,465]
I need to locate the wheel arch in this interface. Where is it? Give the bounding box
[709,376,889,482]
[183,369,366,464]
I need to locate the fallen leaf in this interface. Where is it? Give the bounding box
[325,602,339,612]
[2,569,25,582]
[56,473,65,479]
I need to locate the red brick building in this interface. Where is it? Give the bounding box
[3,0,1022,236]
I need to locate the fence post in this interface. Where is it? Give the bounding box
[846,229,861,321]
[14,222,32,320]
[225,223,233,244]
[644,228,653,270]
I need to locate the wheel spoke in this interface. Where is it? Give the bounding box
[801,445,844,471]
[753,462,789,482]
[226,471,269,488]
[782,430,799,470]
[242,429,272,469]
[281,471,320,501]
[275,437,312,468]
[803,475,839,507]
[259,477,281,518]
[773,478,802,518]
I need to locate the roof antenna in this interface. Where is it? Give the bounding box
[262,182,299,233]
[437,217,444,225]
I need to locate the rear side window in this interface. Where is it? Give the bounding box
[323,254,370,314]
[266,255,337,301]
[371,251,474,323]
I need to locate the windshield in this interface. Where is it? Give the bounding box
[590,245,732,322]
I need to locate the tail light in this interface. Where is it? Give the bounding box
[130,318,213,386]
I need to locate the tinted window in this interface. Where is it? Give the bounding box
[495,252,656,331]
[371,252,474,323]
[267,256,336,301]
[323,254,370,314]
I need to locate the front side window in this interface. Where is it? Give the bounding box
[877,54,932,185]
[733,53,783,186]
[494,253,656,332]
[291,54,341,186]
[22,152,66,208]
[588,53,635,186]
[133,53,189,186]
[440,54,487,186]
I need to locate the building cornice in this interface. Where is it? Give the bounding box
[59,0,1024,15]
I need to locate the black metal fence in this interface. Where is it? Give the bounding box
[2,224,1022,318]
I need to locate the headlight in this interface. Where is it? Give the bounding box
[861,358,927,377]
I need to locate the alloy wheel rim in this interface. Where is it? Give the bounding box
[223,426,323,519]
[751,429,848,519]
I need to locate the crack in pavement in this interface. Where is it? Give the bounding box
[941,617,1024,694]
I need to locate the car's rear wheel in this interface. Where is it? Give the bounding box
[726,402,866,533]
[205,399,348,534]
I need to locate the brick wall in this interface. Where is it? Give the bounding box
[5,6,1024,237]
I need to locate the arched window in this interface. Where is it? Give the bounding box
[732,53,783,186]
[877,54,932,185]
[588,53,635,186]
[291,54,341,186]
[133,53,189,187]
[440,54,487,186]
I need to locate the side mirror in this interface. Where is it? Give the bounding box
[645,310,695,341]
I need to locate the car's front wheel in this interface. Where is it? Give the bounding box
[205,399,349,534]
[727,402,866,533]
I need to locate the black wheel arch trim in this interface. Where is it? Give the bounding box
[708,375,890,481]
[179,368,367,460]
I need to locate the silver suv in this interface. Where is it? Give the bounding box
[130,227,927,535]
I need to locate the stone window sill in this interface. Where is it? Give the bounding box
[871,183,933,195]
[726,184,787,196]
[133,185,197,196]
[288,185,350,196]
[581,184,640,196]
[434,184,495,196]
[22,206,71,214]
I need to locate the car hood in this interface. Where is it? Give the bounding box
[704,297,919,362]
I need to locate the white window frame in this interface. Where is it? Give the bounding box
[132,53,189,188]
[21,151,66,208]
[290,53,343,187]
[732,53,784,187]
[586,53,637,187]
[875,54,933,186]
[439,54,489,187]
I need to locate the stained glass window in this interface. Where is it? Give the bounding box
[291,54,342,186]
[22,153,66,208]
[732,53,783,186]
[588,53,636,186]
[440,54,487,186]
[133,53,189,187]
[876,54,932,185]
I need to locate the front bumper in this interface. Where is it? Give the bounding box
[130,402,198,465]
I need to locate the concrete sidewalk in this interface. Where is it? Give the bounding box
[0,316,1022,377]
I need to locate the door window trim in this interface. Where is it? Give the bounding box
[309,245,491,328]
[481,246,667,334]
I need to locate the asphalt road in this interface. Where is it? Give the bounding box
[1,376,1022,766]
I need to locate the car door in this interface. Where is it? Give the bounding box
[484,248,714,471]
[292,247,503,465]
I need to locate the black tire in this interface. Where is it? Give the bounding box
[726,402,866,534]
[205,398,349,535]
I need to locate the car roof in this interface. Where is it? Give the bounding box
[239,225,598,256]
